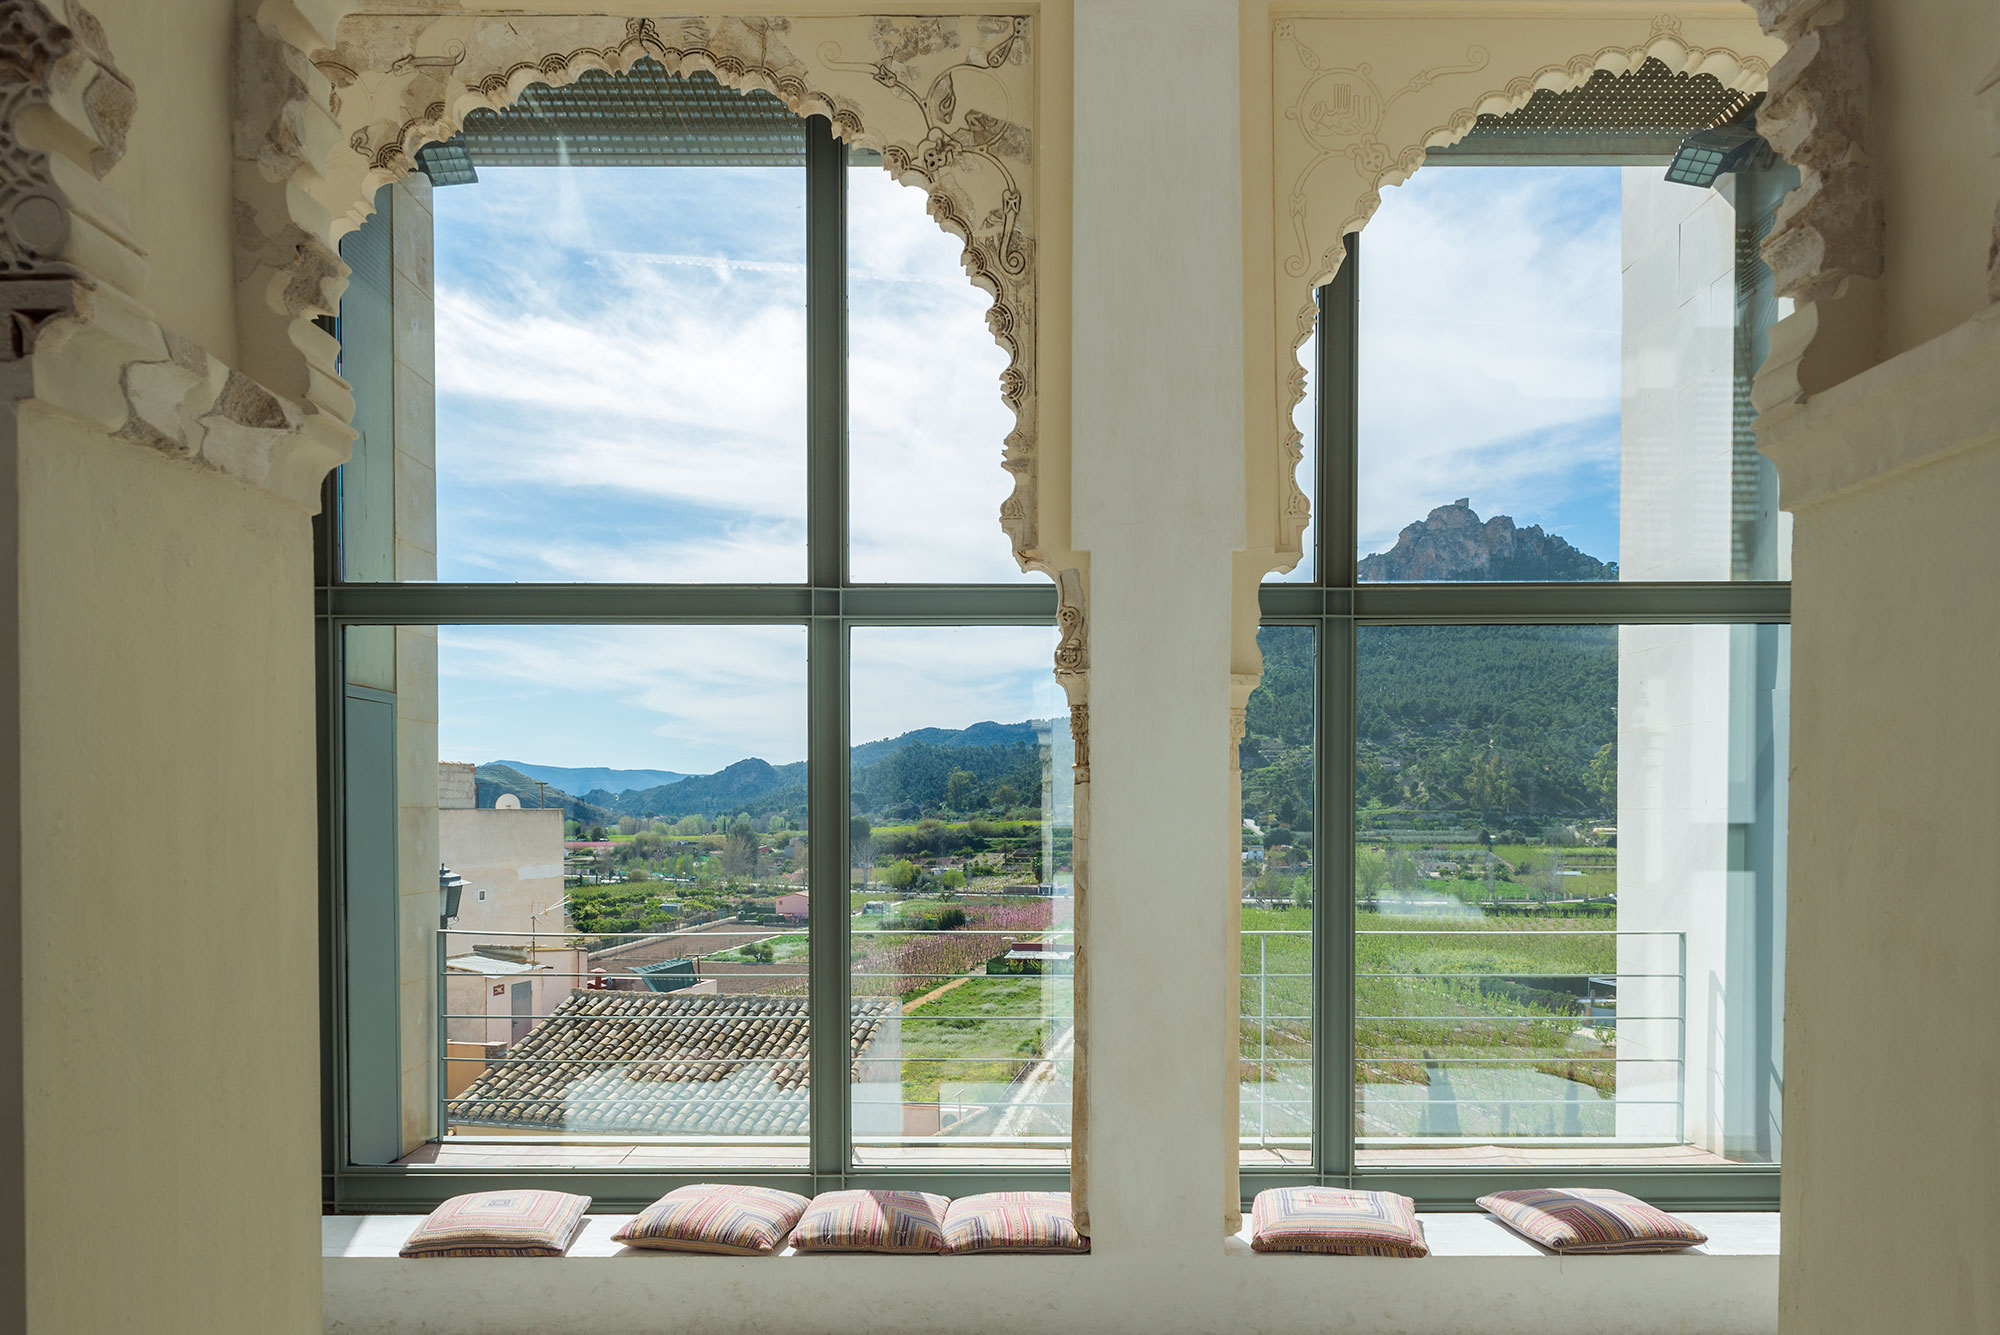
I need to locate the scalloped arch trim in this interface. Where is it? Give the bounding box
[300,13,1042,568]
[1264,11,1784,567]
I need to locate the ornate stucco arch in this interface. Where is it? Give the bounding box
[244,11,1051,576]
[1260,13,1785,576]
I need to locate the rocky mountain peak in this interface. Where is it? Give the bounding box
[1358,499,1614,582]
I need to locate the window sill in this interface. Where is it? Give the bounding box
[326,1212,1778,1334]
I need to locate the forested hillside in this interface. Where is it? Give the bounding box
[1241,624,1617,832]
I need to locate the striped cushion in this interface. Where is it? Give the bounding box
[789,1189,949,1254]
[611,1184,810,1256]
[1250,1187,1428,1257]
[399,1190,591,1258]
[942,1191,1089,1255]
[1476,1188,1708,1254]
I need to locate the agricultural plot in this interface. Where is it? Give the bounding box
[897,976,1073,1105]
[1240,906,1627,1143]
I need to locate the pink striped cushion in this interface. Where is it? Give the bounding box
[942,1191,1089,1255]
[399,1190,591,1257]
[611,1184,810,1255]
[1250,1187,1428,1257]
[1476,1188,1707,1254]
[789,1189,949,1254]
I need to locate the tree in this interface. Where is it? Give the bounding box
[884,858,919,890]
[744,940,775,964]
[673,814,704,837]
[1263,827,1295,850]
[944,768,980,811]
[722,816,758,876]
[990,782,1020,809]
[940,868,966,894]
[1290,877,1313,911]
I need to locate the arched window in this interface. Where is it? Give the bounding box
[1244,62,1790,1209]
[326,65,1069,1206]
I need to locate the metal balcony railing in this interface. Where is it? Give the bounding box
[1239,927,1686,1151]
[433,918,1074,1148]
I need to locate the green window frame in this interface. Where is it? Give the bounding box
[316,115,1069,1212]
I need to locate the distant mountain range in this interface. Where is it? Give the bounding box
[493,761,689,795]
[475,719,1054,825]
[1358,498,1614,583]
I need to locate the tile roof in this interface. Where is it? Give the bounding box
[447,990,897,1137]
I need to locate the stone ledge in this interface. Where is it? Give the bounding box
[1760,304,2000,512]
[325,1212,1779,1335]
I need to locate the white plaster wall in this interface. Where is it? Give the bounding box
[1777,429,2000,1334]
[16,409,322,1333]
[1070,0,1245,1251]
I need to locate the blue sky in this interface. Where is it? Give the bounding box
[1280,164,1624,577]
[429,160,1624,771]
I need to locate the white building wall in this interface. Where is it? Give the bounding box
[440,803,567,939]
[1616,169,1784,1157]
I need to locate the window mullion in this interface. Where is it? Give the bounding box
[1316,231,1360,1182]
[1320,232,1359,590]
[804,114,852,1184]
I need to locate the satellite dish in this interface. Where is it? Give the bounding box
[494,793,522,809]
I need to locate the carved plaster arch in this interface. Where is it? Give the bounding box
[1264,13,1785,574]
[254,12,1048,575]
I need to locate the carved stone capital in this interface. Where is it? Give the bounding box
[0,0,347,509]
[1052,565,1088,781]
[1744,0,1884,415]
[1228,671,1258,765]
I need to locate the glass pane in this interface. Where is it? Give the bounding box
[358,622,814,1168]
[847,158,1034,583]
[847,626,1072,1167]
[1353,624,1787,1167]
[1239,624,1314,1165]
[1355,162,1793,582]
[340,68,810,583]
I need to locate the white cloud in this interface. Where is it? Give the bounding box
[424,166,1060,772]
[846,168,1028,583]
[431,163,1029,584]
[1353,165,1622,554]
[433,623,1062,775]
[437,624,809,772]
[849,626,1064,746]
